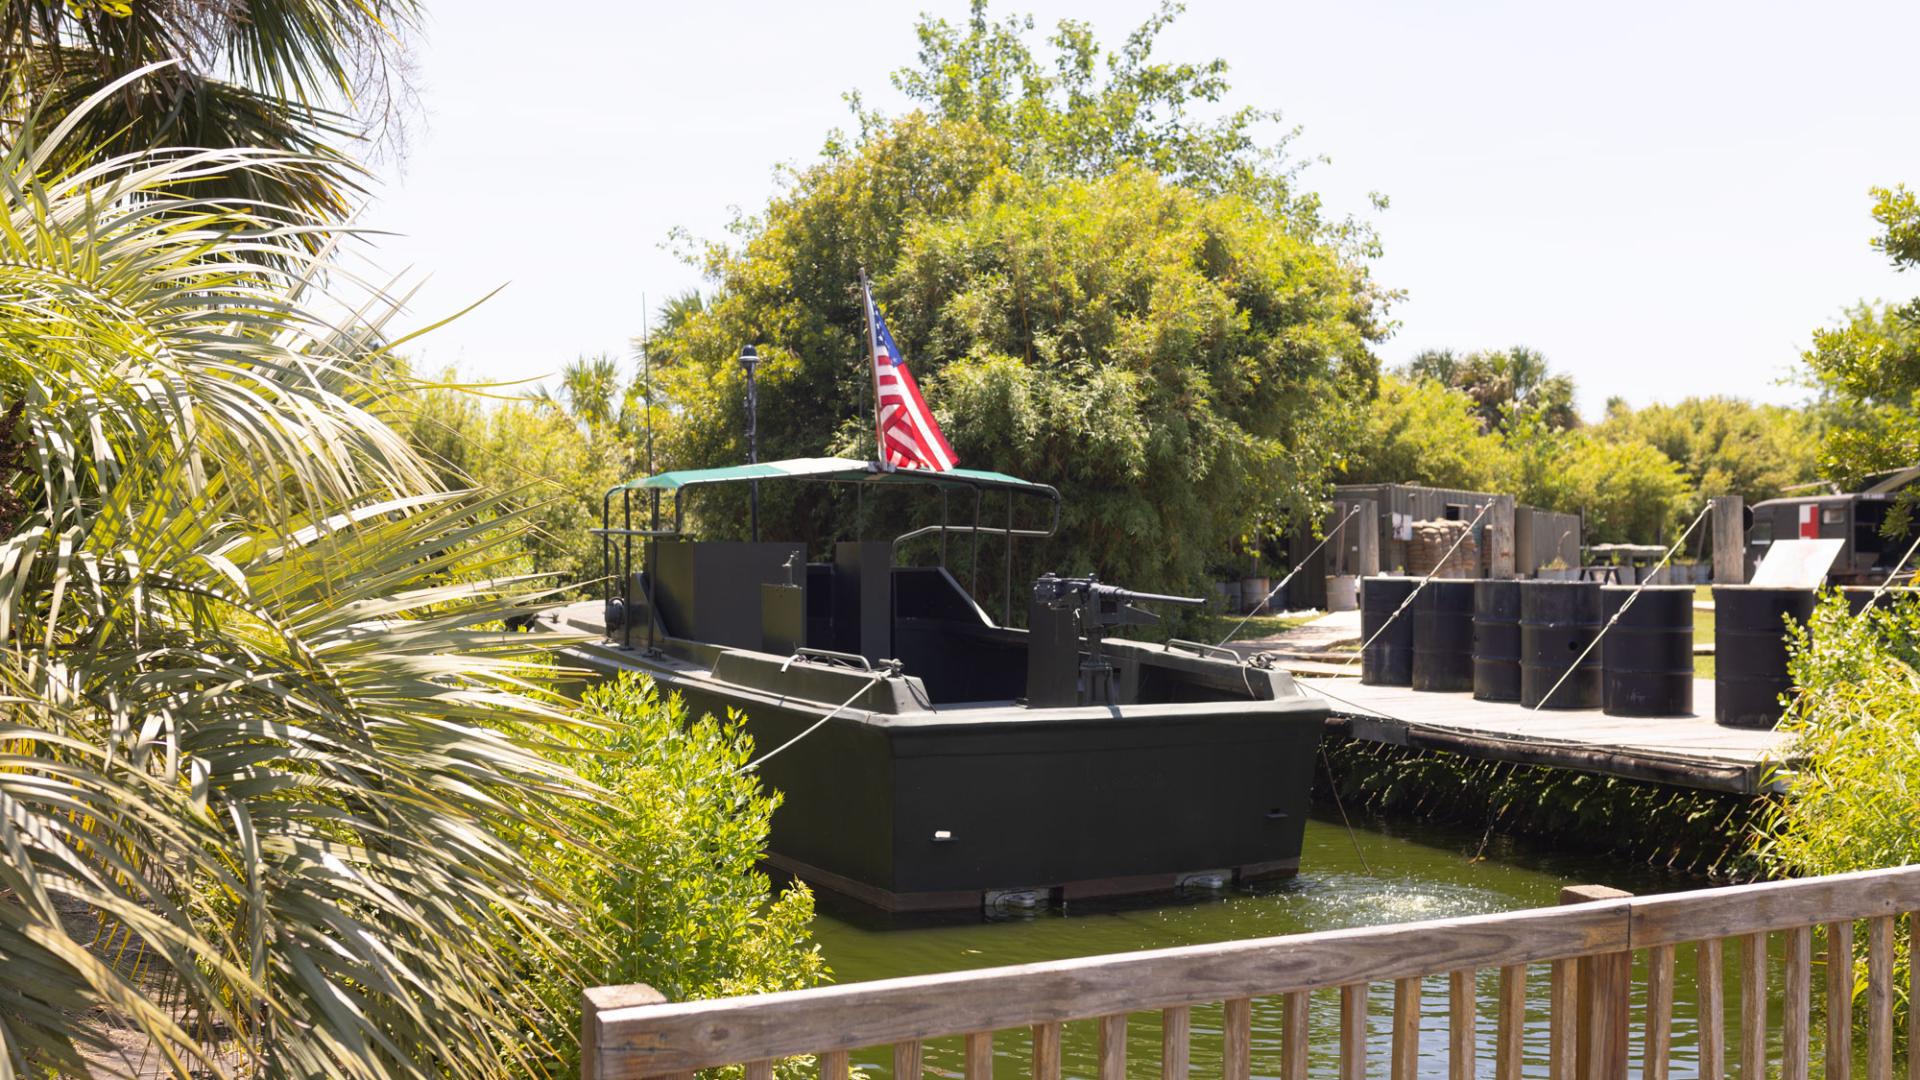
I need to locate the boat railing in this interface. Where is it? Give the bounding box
[581,862,1920,1080]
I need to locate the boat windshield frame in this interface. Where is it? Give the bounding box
[593,457,1062,640]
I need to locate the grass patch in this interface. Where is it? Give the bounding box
[1695,601,1716,679]
[1135,611,1318,645]
[1195,612,1318,643]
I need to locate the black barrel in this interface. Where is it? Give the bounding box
[1472,580,1523,702]
[1520,580,1603,709]
[1842,586,1918,616]
[1412,580,1477,691]
[1360,576,1418,686]
[1600,585,1695,717]
[1714,586,1815,729]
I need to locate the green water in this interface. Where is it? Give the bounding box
[808,810,1828,1079]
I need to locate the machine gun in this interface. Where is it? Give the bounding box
[1025,573,1205,707]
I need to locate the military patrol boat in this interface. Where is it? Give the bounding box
[545,457,1328,913]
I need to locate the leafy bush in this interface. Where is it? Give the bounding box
[523,674,828,1079]
[1760,592,1920,876]
[1758,592,1920,1035]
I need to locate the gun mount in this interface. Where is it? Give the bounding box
[1025,573,1206,706]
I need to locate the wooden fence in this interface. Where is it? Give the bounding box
[581,865,1920,1080]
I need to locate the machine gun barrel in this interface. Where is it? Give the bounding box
[1091,584,1206,607]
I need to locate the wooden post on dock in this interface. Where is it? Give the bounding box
[1357,498,1380,578]
[1711,496,1745,584]
[1562,885,1633,1080]
[1489,495,1516,579]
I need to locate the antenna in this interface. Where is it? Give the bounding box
[641,293,654,476]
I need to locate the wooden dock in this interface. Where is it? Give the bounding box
[1294,677,1794,795]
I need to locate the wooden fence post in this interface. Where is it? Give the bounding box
[582,984,667,1080]
[1489,495,1517,579]
[1562,886,1633,1080]
[1712,496,1745,584]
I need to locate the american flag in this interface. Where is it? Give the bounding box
[865,282,958,471]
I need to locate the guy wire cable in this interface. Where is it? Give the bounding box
[1341,499,1497,667]
[1529,502,1713,711]
[1215,504,1363,649]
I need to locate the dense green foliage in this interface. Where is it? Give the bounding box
[1342,372,1697,544]
[1800,186,1920,538]
[0,87,825,1077]
[388,355,641,587]
[646,3,1387,598]
[1594,396,1821,503]
[525,675,826,1079]
[0,99,583,1075]
[1762,593,1920,878]
[1758,593,1920,1031]
[1340,374,1507,491]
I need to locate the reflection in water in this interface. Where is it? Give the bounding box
[806,810,1840,1079]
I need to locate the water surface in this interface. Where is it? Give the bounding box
[809,810,1822,1079]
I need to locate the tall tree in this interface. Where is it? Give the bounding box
[0,0,418,220]
[1405,346,1579,433]
[649,4,1388,597]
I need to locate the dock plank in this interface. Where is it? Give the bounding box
[1295,679,1795,795]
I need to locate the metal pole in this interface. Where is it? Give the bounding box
[739,344,760,542]
[970,488,983,602]
[860,268,882,465]
[1004,489,1015,625]
[647,489,660,655]
[601,490,614,643]
[622,489,633,650]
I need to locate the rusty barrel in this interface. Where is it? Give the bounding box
[1412,580,1477,692]
[1360,576,1418,686]
[1520,580,1602,709]
[1600,585,1695,717]
[1472,580,1524,702]
[1714,585,1815,729]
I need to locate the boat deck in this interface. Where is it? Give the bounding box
[1294,677,1795,795]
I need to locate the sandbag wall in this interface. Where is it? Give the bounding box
[1356,577,1817,729]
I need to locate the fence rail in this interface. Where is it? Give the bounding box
[582,864,1920,1080]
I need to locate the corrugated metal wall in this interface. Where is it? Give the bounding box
[1329,483,1582,576]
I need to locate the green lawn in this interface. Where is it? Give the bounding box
[1695,600,1716,680]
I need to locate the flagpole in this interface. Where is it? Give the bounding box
[859,266,884,470]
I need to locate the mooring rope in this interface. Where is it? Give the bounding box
[1214,505,1362,649]
[1529,502,1713,711]
[1340,500,1497,668]
[739,668,889,774]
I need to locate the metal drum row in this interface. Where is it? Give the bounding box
[1360,577,1821,728]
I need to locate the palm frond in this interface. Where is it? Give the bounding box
[0,83,594,1078]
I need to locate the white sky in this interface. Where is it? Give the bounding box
[354,0,1920,418]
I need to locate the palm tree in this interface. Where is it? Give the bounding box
[0,0,420,221]
[0,79,589,1077]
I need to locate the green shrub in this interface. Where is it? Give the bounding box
[524,673,828,1078]
[1758,591,1920,1043]
[1761,592,1920,877]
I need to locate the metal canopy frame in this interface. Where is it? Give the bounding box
[596,457,1062,643]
